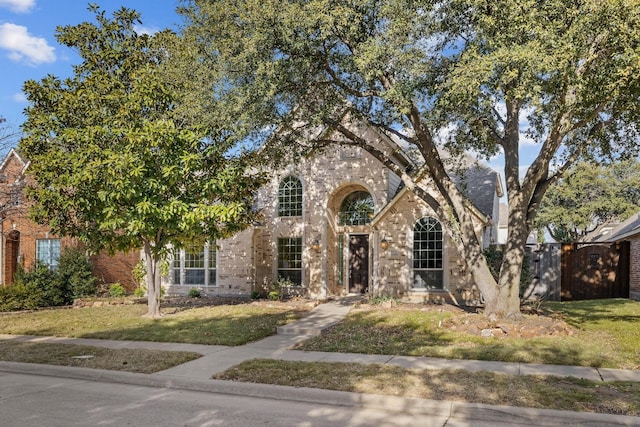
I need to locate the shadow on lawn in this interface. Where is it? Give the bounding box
[79,308,310,346]
[298,305,610,367]
[545,298,640,328]
[0,302,310,347]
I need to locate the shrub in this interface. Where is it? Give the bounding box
[109,283,126,298]
[268,290,280,301]
[188,288,201,298]
[369,295,401,305]
[133,286,146,297]
[14,264,67,307]
[57,247,98,299]
[0,282,42,312]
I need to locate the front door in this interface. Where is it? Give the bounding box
[349,234,369,294]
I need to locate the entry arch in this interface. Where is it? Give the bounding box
[327,182,379,295]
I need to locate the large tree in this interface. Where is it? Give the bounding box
[19,6,264,317]
[535,160,640,242]
[179,0,640,319]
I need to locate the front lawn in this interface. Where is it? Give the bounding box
[296,299,640,369]
[0,301,310,346]
[217,359,640,416]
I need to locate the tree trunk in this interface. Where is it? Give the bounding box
[143,240,163,318]
[490,195,530,320]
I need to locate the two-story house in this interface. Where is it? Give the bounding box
[0,149,139,289]
[166,125,503,304]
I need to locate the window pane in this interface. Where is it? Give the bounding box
[36,239,61,270]
[413,217,443,289]
[173,243,216,286]
[338,191,374,226]
[413,270,444,289]
[277,237,302,286]
[278,176,303,217]
[184,269,205,285]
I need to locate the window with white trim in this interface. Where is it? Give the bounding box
[172,243,217,286]
[277,237,302,285]
[36,239,61,270]
[278,176,303,217]
[413,217,444,289]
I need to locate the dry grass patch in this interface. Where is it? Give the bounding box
[296,299,640,369]
[216,359,640,416]
[0,341,201,373]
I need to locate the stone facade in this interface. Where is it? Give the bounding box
[0,149,138,289]
[164,128,502,305]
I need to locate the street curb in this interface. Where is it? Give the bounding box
[1,361,639,426]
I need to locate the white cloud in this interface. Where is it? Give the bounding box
[0,0,35,13]
[134,24,159,36]
[12,92,26,102]
[0,23,55,65]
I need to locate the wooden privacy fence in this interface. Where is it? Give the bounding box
[560,242,630,301]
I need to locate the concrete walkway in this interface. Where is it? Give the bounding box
[1,298,640,425]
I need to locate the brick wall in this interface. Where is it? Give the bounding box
[90,250,140,291]
[629,235,640,301]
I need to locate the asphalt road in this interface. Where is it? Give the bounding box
[0,371,544,427]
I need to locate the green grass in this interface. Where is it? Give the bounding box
[0,303,309,346]
[216,359,640,416]
[0,341,201,373]
[297,299,640,369]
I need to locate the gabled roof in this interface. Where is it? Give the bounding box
[593,212,640,242]
[0,148,29,177]
[450,162,503,220]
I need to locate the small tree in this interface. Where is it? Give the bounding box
[536,160,640,242]
[19,6,264,317]
[56,247,98,299]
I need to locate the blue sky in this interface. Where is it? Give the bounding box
[0,0,180,132]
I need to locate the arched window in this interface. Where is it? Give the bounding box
[413,217,443,289]
[278,176,303,217]
[338,191,374,226]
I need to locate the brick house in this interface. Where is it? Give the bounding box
[0,149,139,289]
[165,124,504,304]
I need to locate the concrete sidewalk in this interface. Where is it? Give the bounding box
[1,298,640,425]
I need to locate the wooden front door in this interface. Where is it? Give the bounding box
[349,234,369,294]
[4,230,20,285]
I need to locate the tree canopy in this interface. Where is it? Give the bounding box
[19,6,264,317]
[536,160,640,242]
[178,0,640,318]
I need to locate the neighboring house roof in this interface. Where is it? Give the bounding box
[0,148,29,178]
[450,163,503,220]
[593,212,640,242]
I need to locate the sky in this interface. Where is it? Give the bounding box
[0,0,180,132]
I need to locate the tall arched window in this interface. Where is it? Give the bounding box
[413,217,443,289]
[278,176,303,217]
[338,191,374,226]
